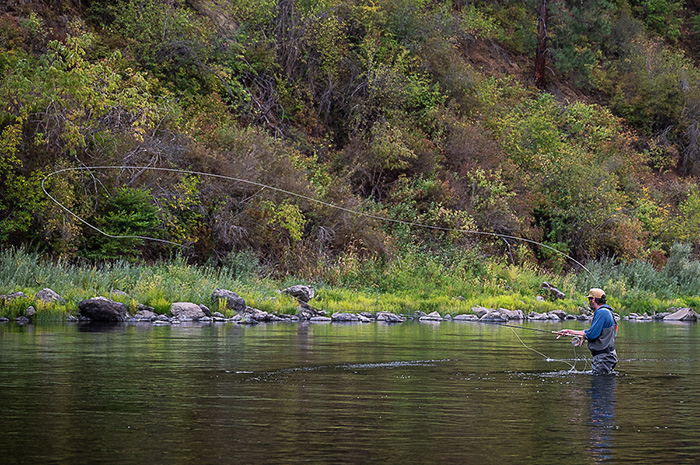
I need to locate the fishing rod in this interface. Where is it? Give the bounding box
[490,322,557,334]
[490,321,584,346]
[41,165,593,275]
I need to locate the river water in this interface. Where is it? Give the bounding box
[1,319,698,464]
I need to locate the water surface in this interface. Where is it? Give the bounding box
[1,320,698,464]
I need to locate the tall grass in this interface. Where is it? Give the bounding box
[2,244,700,319]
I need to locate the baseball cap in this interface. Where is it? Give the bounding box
[587,288,606,299]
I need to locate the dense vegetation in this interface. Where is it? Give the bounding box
[1,0,700,315]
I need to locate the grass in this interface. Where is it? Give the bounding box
[2,246,700,319]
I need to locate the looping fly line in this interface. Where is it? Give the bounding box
[41,165,592,275]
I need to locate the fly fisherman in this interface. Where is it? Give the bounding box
[556,288,618,375]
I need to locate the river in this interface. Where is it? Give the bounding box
[1,319,698,464]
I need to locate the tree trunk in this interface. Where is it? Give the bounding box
[535,0,548,89]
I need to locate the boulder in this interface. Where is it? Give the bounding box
[25,306,36,318]
[35,288,66,305]
[211,289,246,313]
[663,308,698,321]
[170,302,207,321]
[79,297,129,322]
[281,285,315,302]
[0,291,26,305]
[309,316,331,322]
[200,304,212,317]
[541,282,566,300]
[471,307,491,319]
[480,311,507,322]
[548,309,567,320]
[454,314,479,321]
[134,308,157,321]
[420,311,444,321]
[331,312,359,322]
[498,308,525,320]
[413,311,427,319]
[240,306,275,321]
[376,311,406,323]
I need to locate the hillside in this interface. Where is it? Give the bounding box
[1,0,700,282]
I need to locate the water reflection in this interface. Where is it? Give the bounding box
[588,375,618,462]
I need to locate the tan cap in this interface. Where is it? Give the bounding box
[587,288,606,299]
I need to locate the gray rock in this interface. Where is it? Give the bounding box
[211,289,246,313]
[331,312,359,322]
[66,314,78,322]
[282,285,315,302]
[548,309,567,320]
[15,315,30,324]
[0,291,26,304]
[25,306,36,317]
[414,311,428,319]
[134,308,157,321]
[0,317,10,322]
[79,297,129,322]
[663,308,698,321]
[212,311,225,318]
[471,307,491,319]
[170,302,207,321]
[241,306,274,321]
[541,282,566,300]
[527,311,549,320]
[420,311,444,321]
[309,316,331,322]
[360,312,376,320]
[376,311,406,323]
[453,314,479,321]
[138,304,155,313]
[199,304,212,317]
[35,288,66,305]
[297,306,321,320]
[498,308,525,320]
[480,311,507,322]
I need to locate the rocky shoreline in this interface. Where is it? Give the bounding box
[1,285,698,325]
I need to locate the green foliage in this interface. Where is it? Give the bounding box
[82,187,160,261]
[0,29,169,156]
[0,122,47,242]
[160,175,204,244]
[629,0,683,41]
[261,199,306,242]
[672,185,700,245]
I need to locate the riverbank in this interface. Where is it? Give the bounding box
[1,248,700,321]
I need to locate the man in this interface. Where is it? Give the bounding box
[556,288,618,375]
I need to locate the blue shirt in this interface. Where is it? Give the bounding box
[585,305,615,341]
